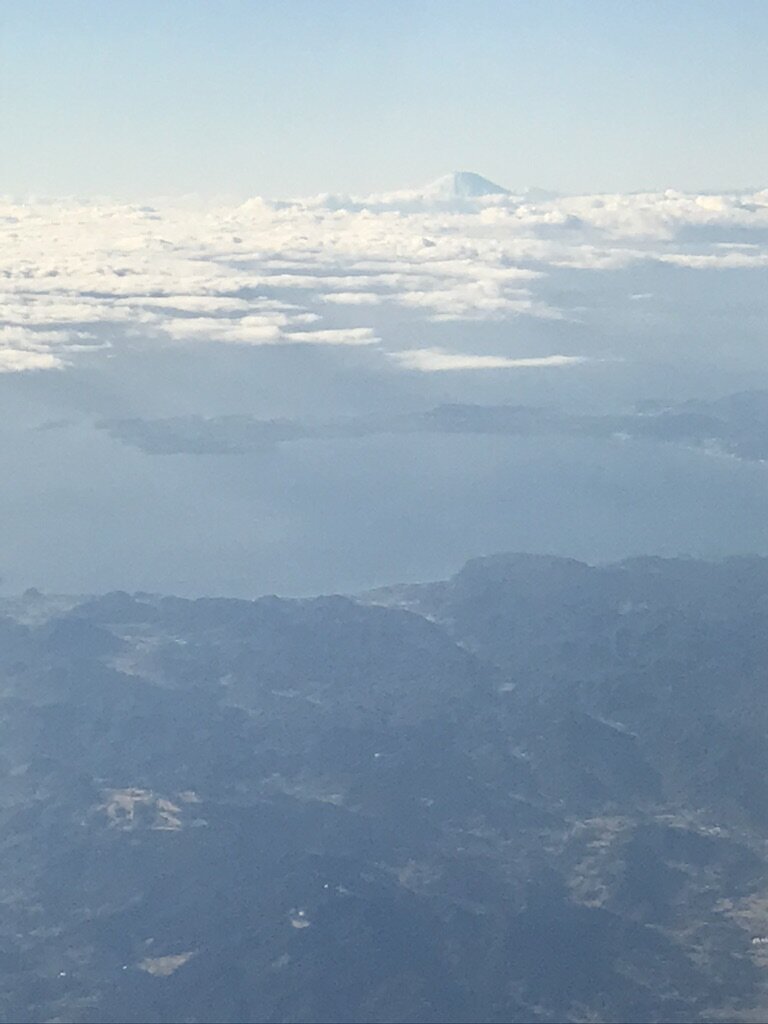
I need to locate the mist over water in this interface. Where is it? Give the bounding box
[2,401,767,597]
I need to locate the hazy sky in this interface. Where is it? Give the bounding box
[2,0,767,198]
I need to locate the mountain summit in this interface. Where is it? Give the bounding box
[423,170,510,199]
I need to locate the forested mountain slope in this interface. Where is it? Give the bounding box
[3,555,768,1022]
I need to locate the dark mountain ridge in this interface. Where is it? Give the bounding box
[2,554,768,1022]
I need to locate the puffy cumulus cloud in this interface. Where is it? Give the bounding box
[0,348,61,372]
[160,316,375,347]
[124,295,254,314]
[1,180,768,372]
[0,325,70,371]
[503,190,768,243]
[0,322,103,367]
[394,281,563,322]
[389,348,588,372]
[163,316,285,345]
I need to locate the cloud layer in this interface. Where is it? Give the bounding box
[2,176,768,373]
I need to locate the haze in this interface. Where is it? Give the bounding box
[1,1,767,597]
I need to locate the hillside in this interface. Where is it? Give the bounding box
[2,556,768,1022]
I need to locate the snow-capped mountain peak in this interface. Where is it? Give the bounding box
[422,171,510,200]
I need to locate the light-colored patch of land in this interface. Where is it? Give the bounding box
[139,951,196,976]
[100,788,185,831]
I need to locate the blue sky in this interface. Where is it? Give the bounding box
[1,0,768,197]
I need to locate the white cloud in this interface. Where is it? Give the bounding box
[0,349,62,372]
[160,317,377,347]
[162,315,288,344]
[2,182,768,372]
[283,328,379,346]
[657,251,768,269]
[389,347,588,372]
[394,283,563,321]
[0,325,68,372]
[125,295,253,314]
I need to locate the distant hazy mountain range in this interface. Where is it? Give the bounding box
[95,390,768,460]
[3,552,768,1022]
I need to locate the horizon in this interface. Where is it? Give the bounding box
[4,170,768,204]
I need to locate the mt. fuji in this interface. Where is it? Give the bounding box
[421,170,510,199]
